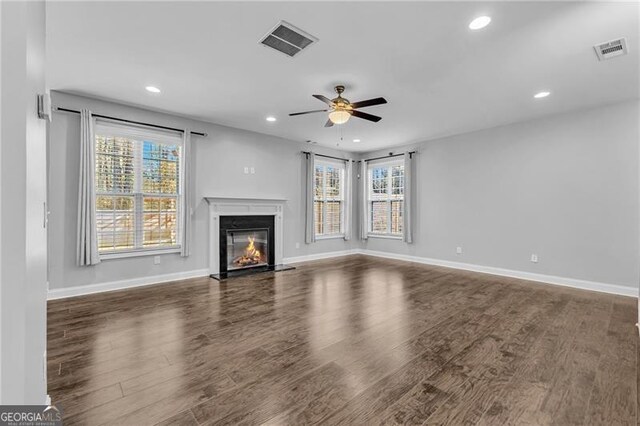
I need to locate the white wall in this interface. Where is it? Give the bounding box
[361,100,640,291]
[0,0,48,404]
[48,91,357,292]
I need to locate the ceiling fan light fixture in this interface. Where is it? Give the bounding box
[328,109,350,124]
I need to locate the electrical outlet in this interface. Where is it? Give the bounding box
[530,254,538,263]
[243,167,249,174]
[295,242,300,249]
[250,167,255,174]
[456,247,463,254]
[154,256,161,265]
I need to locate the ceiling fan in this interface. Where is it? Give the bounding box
[289,85,387,127]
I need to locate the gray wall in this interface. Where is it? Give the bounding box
[49,92,640,292]
[48,91,357,291]
[361,100,640,289]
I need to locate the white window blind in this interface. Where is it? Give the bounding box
[368,160,404,236]
[94,121,183,256]
[314,160,345,237]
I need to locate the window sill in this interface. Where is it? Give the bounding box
[367,234,403,240]
[315,234,345,241]
[99,247,181,260]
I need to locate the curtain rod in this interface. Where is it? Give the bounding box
[55,107,208,137]
[302,151,352,162]
[364,151,415,162]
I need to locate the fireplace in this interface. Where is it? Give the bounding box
[205,197,293,280]
[217,215,276,278]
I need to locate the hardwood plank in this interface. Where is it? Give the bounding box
[154,410,198,426]
[200,362,360,425]
[55,383,123,418]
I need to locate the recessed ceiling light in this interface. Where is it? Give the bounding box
[534,91,551,99]
[266,116,277,122]
[353,139,361,143]
[145,86,161,93]
[469,16,491,30]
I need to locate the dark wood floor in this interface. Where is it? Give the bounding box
[47,255,638,425]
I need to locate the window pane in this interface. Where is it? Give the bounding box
[325,166,340,198]
[94,130,183,254]
[95,136,135,193]
[314,200,324,235]
[314,162,344,236]
[143,196,178,247]
[391,200,403,234]
[371,201,388,233]
[314,165,324,199]
[142,141,180,194]
[96,195,135,251]
[325,201,341,234]
[392,165,404,196]
[371,167,388,195]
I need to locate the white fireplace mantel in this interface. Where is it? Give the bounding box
[205,197,287,275]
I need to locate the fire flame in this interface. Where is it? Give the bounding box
[246,236,260,259]
[233,235,264,268]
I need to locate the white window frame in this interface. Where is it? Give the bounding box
[94,121,184,259]
[367,159,404,238]
[314,159,345,239]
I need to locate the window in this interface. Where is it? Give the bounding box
[94,122,183,256]
[314,160,345,237]
[368,160,404,236]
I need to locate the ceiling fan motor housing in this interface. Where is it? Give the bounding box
[332,86,351,109]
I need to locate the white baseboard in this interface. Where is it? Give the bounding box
[283,249,360,265]
[47,268,210,300]
[358,249,638,298]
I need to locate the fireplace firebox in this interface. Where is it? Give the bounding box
[226,229,269,270]
[217,215,277,278]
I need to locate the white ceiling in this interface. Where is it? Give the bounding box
[46,1,639,152]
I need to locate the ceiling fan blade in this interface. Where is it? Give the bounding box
[350,110,382,123]
[324,119,334,127]
[289,109,328,116]
[313,94,334,106]
[350,97,387,109]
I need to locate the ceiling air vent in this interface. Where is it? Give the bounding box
[259,21,318,58]
[594,38,628,61]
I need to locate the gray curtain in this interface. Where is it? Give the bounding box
[343,160,353,241]
[180,130,192,257]
[359,160,369,240]
[77,109,100,266]
[304,153,316,244]
[403,152,414,243]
